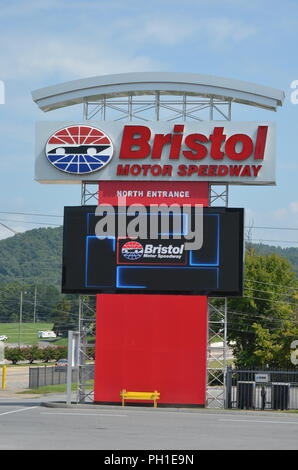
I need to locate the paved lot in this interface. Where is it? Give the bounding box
[2,366,30,391]
[0,367,297,450]
[0,394,297,450]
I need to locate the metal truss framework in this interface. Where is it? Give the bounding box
[207,189,229,408]
[76,295,96,403]
[32,72,284,113]
[207,173,230,407]
[81,93,232,210]
[82,93,232,122]
[81,182,98,206]
[209,184,229,207]
[207,298,228,409]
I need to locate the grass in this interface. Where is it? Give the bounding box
[0,322,65,345]
[208,359,234,368]
[20,380,94,395]
[0,323,92,346]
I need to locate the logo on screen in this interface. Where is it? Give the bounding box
[121,241,144,260]
[45,125,113,175]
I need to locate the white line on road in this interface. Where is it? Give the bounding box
[40,412,128,417]
[0,406,39,417]
[219,418,298,425]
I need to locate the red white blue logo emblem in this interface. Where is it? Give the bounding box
[121,241,144,260]
[45,125,113,174]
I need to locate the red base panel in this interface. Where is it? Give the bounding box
[94,294,208,406]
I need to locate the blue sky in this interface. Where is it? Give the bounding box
[0,0,297,246]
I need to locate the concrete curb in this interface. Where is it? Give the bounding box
[40,400,298,417]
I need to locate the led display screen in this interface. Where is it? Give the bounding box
[62,206,244,296]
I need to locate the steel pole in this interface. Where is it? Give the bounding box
[66,330,74,405]
[18,291,23,348]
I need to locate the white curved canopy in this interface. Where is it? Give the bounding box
[32,72,284,112]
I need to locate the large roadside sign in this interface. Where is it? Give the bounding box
[35,121,276,185]
[62,205,244,296]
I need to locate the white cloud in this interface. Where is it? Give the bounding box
[0,35,162,81]
[200,17,257,45]
[120,15,257,47]
[119,17,197,46]
[0,10,258,82]
[272,207,288,220]
[272,201,298,221]
[289,202,298,213]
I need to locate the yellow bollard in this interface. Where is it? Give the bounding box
[1,366,7,390]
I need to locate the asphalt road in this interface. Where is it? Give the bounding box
[0,367,297,450]
[0,395,297,450]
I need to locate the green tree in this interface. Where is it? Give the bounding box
[252,320,298,369]
[0,282,64,323]
[52,299,77,337]
[0,226,62,287]
[228,250,298,368]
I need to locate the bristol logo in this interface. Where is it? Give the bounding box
[121,241,144,261]
[45,125,113,175]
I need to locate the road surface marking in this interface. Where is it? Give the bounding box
[40,412,127,417]
[0,406,38,416]
[219,418,298,425]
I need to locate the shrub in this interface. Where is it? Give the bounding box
[23,345,43,364]
[5,347,25,364]
[40,346,58,363]
[4,345,68,364]
[54,346,68,360]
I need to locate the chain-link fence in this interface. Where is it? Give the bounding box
[29,364,94,389]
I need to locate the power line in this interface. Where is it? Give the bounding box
[0,222,18,235]
[244,279,298,290]
[0,218,61,227]
[1,213,298,229]
[1,212,298,231]
[227,309,298,324]
[247,238,298,244]
[243,294,298,305]
[0,211,62,218]
[246,226,298,231]
[243,285,298,297]
[226,326,298,336]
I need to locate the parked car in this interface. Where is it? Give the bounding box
[0,335,8,341]
[37,331,57,339]
[55,359,68,371]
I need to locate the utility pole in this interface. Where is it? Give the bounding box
[33,287,37,323]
